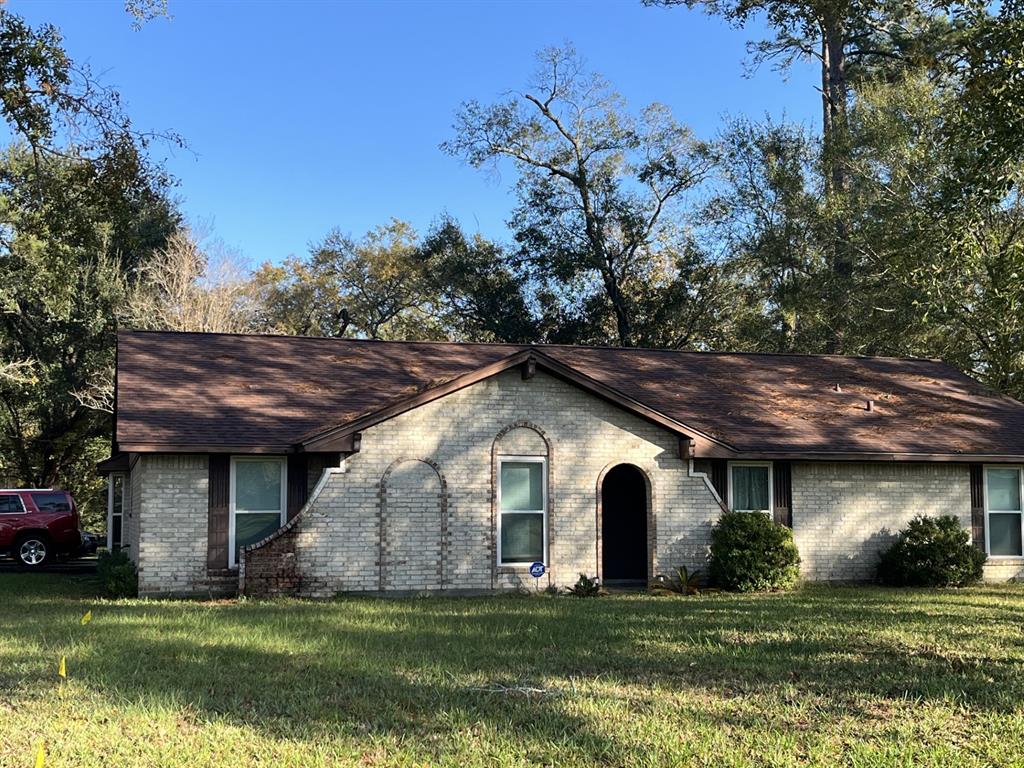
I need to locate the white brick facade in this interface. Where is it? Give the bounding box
[245,370,721,597]
[134,454,210,596]
[791,462,972,581]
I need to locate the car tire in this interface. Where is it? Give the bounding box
[15,534,51,568]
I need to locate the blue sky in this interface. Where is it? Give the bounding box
[12,0,820,266]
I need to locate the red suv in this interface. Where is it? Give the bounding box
[0,489,81,567]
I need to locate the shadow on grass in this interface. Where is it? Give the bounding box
[3,578,1024,761]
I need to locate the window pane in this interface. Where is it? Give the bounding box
[733,466,769,511]
[987,468,1021,512]
[0,495,20,514]
[235,512,282,561]
[989,512,1023,556]
[30,492,70,514]
[111,516,123,549]
[501,512,543,563]
[500,462,543,511]
[112,475,124,516]
[235,460,283,511]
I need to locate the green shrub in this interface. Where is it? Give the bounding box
[97,549,138,598]
[565,573,604,597]
[709,511,801,592]
[877,515,986,587]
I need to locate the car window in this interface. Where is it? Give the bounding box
[0,494,24,514]
[29,492,70,514]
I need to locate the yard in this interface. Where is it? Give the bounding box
[2,576,1024,767]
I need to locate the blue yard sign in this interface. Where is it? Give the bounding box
[529,561,546,578]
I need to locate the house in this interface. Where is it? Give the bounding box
[98,330,1024,597]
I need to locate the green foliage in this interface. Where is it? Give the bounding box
[250,218,536,343]
[96,549,138,598]
[709,511,801,592]
[649,565,703,595]
[564,573,604,597]
[877,515,986,587]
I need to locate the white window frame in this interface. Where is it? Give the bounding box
[497,455,548,567]
[106,473,126,549]
[983,464,1024,559]
[727,461,774,514]
[228,456,287,569]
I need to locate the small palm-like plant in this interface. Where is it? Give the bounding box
[565,573,604,597]
[649,565,702,596]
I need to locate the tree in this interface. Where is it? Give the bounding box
[645,0,957,352]
[251,220,444,340]
[701,118,826,351]
[0,7,181,528]
[443,46,714,347]
[0,8,181,173]
[126,228,257,337]
[943,0,1024,204]
[252,217,540,343]
[416,217,539,343]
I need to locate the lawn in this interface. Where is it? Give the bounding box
[2,576,1024,767]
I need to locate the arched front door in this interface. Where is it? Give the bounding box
[601,464,648,583]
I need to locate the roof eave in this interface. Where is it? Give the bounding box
[720,450,1024,463]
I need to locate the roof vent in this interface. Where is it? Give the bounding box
[834,384,842,393]
[866,399,875,411]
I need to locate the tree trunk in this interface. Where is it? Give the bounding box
[821,18,853,354]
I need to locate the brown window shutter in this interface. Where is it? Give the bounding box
[710,459,728,502]
[207,454,230,570]
[969,463,985,552]
[773,461,793,528]
[287,453,309,519]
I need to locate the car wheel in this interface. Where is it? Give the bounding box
[16,535,50,568]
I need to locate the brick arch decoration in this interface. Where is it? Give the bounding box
[239,465,345,597]
[595,461,657,584]
[490,422,552,589]
[378,457,448,592]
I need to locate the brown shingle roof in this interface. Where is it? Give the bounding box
[115,330,1024,459]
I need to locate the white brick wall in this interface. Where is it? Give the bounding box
[271,369,721,596]
[135,454,210,596]
[791,462,971,581]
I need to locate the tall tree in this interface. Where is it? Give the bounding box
[443,46,714,347]
[0,8,180,527]
[646,0,954,351]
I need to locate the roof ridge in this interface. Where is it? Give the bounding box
[116,329,944,364]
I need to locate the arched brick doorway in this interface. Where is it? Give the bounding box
[600,464,649,584]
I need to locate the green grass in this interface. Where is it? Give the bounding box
[3,575,1024,767]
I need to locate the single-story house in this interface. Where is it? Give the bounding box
[99,330,1024,597]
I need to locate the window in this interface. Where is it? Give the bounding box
[229,457,287,568]
[985,466,1023,557]
[728,462,772,514]
[0,494,24,514]
[107,474,125,550]
[498,457,547,565]
[30,492,70,514]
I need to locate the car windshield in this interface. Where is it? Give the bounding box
[30,492,71,513]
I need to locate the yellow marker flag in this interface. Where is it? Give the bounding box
[35,741,45,767]
[58,656,66,679]
[80,610,92,625]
